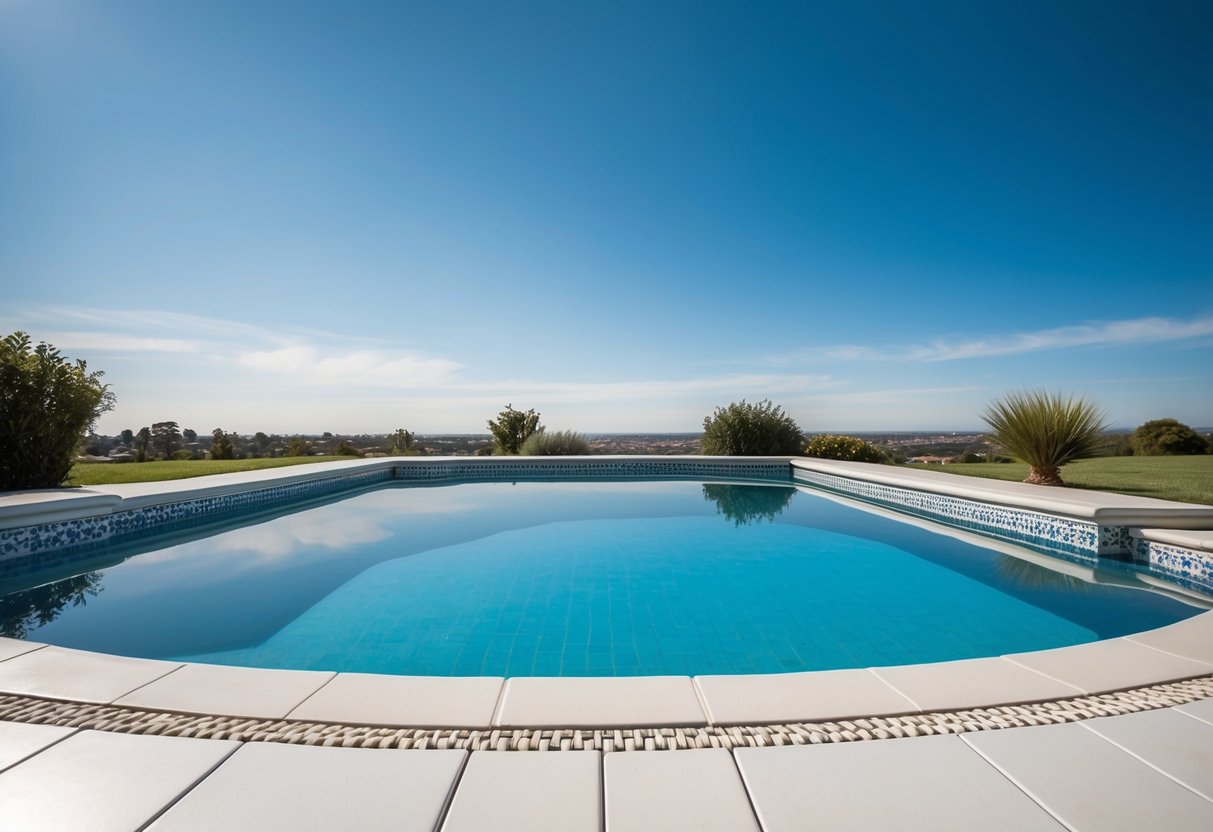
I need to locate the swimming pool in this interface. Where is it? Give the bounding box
[1,477,1202,677]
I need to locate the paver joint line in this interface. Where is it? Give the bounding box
[1,675,1211,752]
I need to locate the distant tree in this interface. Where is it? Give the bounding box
[1132,419,1209,456]
[134,427,151,462]
[151,421,182,459]
[119,428,135,445]
[390,428,417,455]
[210,429,236,460]
[982,390,1108,486]
[286,436,314,457]
[804,434,890,463]
[488,404,543,455]
[182,428,198,442]
[0,332,115,489]
[335,439,361,456]
[700,399,804,456]
[253,431,272,456]
[519,429,591,455]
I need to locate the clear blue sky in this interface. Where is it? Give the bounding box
[2,1,1210,434]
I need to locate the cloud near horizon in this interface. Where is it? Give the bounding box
[782,314,1213,364]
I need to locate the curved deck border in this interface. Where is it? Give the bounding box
[2,675,1211,752]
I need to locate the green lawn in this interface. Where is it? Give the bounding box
[904,455,1213,505]
[69,456,359,486]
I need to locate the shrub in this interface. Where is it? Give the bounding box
[982,390,1108,486]
[0,332,115,490]
[700,399,804,456]
[285,437,313,457]
[519,429,591,455]
[488,404,542,455]
[335,440,362,456]
[1132,419,1209,456]
[171,449,196,461]
[803,434,889,463]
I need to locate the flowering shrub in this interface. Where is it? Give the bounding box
[803,434,889,463]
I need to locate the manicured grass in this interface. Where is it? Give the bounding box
[69,456,359,486]
[904,455,1213,505]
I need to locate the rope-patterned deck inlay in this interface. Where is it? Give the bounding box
[2,675,1212,752]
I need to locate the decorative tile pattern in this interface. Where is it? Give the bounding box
[793,469,1103,561]
[0,468,393,561]
[0,675,1210,751]
[393,460,790,481]
[1130,538,1213,595]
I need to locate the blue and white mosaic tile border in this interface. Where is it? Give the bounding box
[0,468,392,561]
[1130,537,1213,595]
[792,468,1104,561]
[394,459,790,481]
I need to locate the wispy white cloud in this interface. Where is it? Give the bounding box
[238,346,462,387]
[40,331,203,353]
[780,314,1213,364]
[14,305,463,388]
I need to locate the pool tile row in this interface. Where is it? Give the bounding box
[5,705,1213,830]
[3,612,1212,729]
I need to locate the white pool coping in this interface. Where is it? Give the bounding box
[1,455,1212,730]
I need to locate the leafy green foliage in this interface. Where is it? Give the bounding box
[210,429,237,460]
[803,434,889,463]
[335,439,361,456]
[286,436,314,457]
[134,427,151,462]
[702,483,796,526]
[981,390,1108,486]
[1132,419,1209,456]
[390,428,420,455]
[519,429,591,455]
[487,404,542,455]
[0,331,115,490]
[700,399,804,456]
[152,421,182,459]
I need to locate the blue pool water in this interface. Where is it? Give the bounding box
[0,480,1202,676]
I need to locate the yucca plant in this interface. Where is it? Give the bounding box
[981,390,1108,486]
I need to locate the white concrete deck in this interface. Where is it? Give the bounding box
[3,702,1213,830]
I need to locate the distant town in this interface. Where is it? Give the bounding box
[78,423,1209,466]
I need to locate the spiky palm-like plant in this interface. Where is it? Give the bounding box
[981,391,1108,486]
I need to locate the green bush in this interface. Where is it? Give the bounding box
[488,404,543,455]
[700,399,804,456]
[285,437,313,457]
[1132,419,1209,456]
[803,434,889,463]
[982,390,1108,486]
[519,429,591,455]
[171,449,196,461]
[0,332,115,490]
[335,440,362,456]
